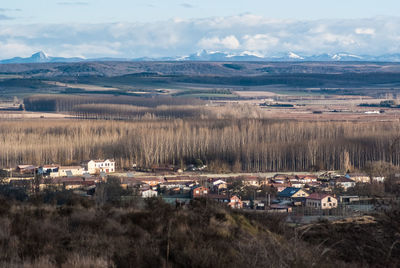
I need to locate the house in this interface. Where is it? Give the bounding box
[305,193,338,209]
[273,174,288,181]
[296,175,318,184]
[164,176,197,184]
[87,159,115,174]
[191,186,208,198]
[277,187,309,201]
[270,183,291,192]
[38,165,59,176]
[291,182,305,188]
[228,195,243,209]
[120,177,144,188]
[16,165,36,174]
[212,179,227,192]
[51,176,96,190]
[51,166,84,177]
[346,173,370,183]
[213,179,227,188]
[141,189,158,198]
[338,195,360,204]
[268,204,293,213]
[160,181,189,191]
[333,177,356,190]
[138,177,163,186]
[372,176,385,183]
[241,176,260,187]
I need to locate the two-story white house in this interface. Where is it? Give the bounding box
[306,193,338,209]
[86,159,115,174]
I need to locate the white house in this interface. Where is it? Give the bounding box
[306,193,338,210]
[141,189,158,198]
[372,176,385,183]
[86,159,115,174]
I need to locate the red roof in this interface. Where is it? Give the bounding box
[335,177,355,183]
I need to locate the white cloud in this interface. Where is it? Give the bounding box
[59,43,121,58]
[242,34,279,51]
[198,35,240,50]
[57,1,89,6]
[0,15,399,59]
[0,41,36,58]
[355,28,375,35]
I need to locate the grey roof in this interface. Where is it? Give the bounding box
[277,187,302,198]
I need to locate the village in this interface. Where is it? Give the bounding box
[0,159,390,221]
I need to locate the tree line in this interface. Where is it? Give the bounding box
[23,94,204,112]
[72,104,211,120]
[0,119,398,172]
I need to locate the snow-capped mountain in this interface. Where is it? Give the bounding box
[3,50,400,63]
[330,53,363,61]
[0,51,84,64]
[288,52,304,60]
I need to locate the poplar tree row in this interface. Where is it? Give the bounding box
[0,119,398,172]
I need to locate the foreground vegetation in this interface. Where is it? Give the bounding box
[0,181,399,268]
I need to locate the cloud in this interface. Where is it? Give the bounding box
[0,14,13,20]
[243,34,279,51]
[0,15,399,59]
[57,1,89,5]
[0,8,21,12]
[180,3,195,8]
[198,35,240,50]
[0,41,36,58]
[355,28,375,35]
[59,42,121,58]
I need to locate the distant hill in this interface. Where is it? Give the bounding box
[0,52,84,64]
[3,51,400,64]
[1,61,400,79]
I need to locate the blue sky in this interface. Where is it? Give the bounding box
[0,0,399,58]
[2,0,400,23]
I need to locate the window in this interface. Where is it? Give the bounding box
[328,197,331,202]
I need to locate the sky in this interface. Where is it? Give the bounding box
[0,0,399,59]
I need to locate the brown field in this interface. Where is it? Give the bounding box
[233,90,280,98]
[0,111,72,119]
[44,81,120,91]
[260,108,400,122]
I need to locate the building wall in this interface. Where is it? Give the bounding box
[306,196,338,209]
[51,168,84,177]
[142,190,158,198]
[351,176,370,183]
[87,160,115,174]
[192,187,208,198]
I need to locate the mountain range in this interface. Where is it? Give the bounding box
[3,50,400,64]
